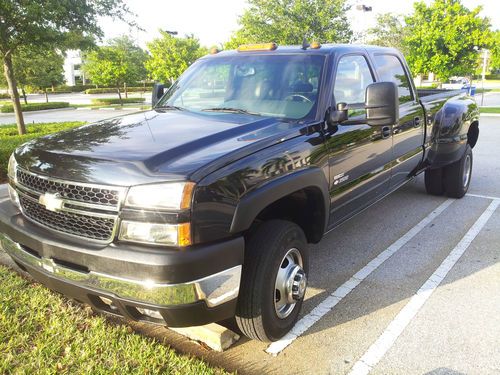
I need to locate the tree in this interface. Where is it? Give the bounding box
[145,32,207,84]
[225,0,352,49]
[490,30,500,72]
[366,13,409,55]
[14,48,65,103]
[82,37,147,104]
[404,0,491,81]
[0,0,134,135]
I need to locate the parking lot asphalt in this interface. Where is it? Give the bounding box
[0,116,498,375]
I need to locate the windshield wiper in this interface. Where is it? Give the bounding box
[201,107,261,116]
[156,104,185,111]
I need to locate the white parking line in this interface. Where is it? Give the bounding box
[348,199,500,375]
[466,193,500,200]
[266,199,455,356]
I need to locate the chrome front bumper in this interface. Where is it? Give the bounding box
[0,233,241,308]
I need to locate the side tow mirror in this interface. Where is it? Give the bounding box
[152,83,165,107]
[365,82,399,126]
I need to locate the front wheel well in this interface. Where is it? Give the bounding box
[251,187,325,244]
[468,121,479,148]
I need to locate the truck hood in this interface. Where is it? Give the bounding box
[14,109,303,186]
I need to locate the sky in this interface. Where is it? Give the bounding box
[101,0,500,48]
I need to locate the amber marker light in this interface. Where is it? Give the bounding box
[237,42,278,52]
[178,223,192,247]
[180,182,195,210]
[310,41,321,49]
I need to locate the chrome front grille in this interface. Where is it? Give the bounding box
[19,196,115,241]
[17,169,121,207]
[14,168,126,243]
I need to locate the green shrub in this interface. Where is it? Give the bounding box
[60,84,96,92]
[0,102,70,113]
[0,93,10,99]
[85,87,152,94]
[90,98,146,105]
[0,122,85,182]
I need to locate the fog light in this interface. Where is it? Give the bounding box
[99,296,118,310]
[137,307,163,320]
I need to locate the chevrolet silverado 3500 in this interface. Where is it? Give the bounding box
[0,43,479,342]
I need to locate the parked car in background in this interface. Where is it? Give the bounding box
[442,76,471,90]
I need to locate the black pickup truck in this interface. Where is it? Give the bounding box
[0,43,479,342]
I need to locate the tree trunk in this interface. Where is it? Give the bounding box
[117,87,123,106]
[124,82,128,99]
[21,87,28,105]
[44,89,49,103]
[2,53,26,135]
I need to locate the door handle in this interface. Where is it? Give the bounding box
[381,126,391,139]
[414,116,421,127]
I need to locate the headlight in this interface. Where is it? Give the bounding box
[119,221,191,246]
[124,182,195,210]
[7,153,17,181]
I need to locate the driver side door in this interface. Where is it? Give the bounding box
[326,54,393,227]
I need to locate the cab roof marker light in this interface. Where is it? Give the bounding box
[210,47,220,54]
[310,41,321,49]
[237,42,278,52]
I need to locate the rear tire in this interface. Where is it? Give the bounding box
[443,144,473,198]
[236,220,309,342]
[425,167,445,195]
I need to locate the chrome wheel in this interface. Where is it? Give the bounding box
[274,248,307,319]
[463,154,472,188]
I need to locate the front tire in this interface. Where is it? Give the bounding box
[236,220,309,342]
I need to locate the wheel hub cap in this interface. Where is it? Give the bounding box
[274,248,307,319]
[463,154,472,188]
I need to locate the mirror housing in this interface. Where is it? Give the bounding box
[327,82,399,127]
[152,83,165,107]
[365,82,399,126]
[328,102,348,125]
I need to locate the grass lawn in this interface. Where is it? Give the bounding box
[0,122,86,182]
[475,88,500,93]
[479,107,500,114]
[0,265,228,374]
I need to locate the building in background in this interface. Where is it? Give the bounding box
[63,50,86,86]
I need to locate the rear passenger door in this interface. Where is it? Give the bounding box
[372,54,425,189]
[327,54,393,226]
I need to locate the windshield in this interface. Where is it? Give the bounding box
[157,54,326,120]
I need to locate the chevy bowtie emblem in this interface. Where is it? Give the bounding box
[39,193,64,212]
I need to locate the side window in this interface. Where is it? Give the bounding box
[373,54,413,104]
[333,55,374,105]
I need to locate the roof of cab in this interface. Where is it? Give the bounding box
[204,43,401,58]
